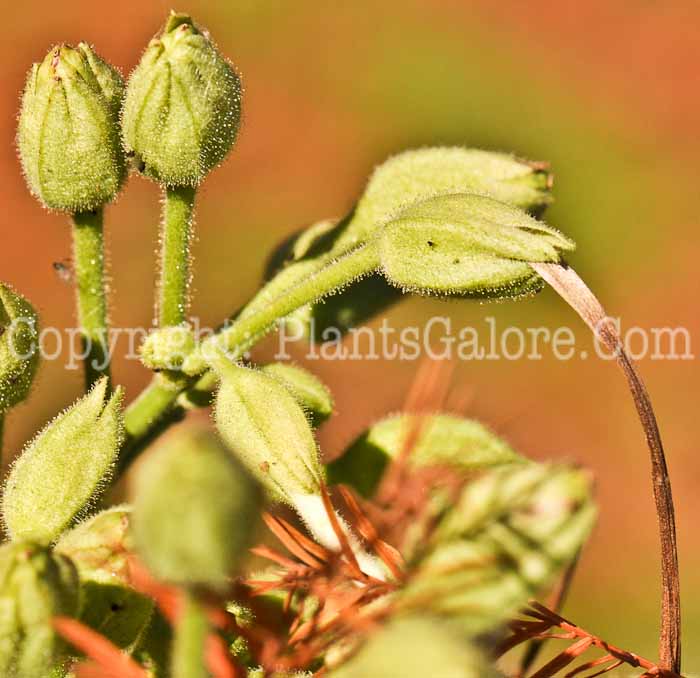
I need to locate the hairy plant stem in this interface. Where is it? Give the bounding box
[159,186,196,327]
[531,261,681,673]
[0,412,4,472]
[121,243,380,471]
[72,209,111,390]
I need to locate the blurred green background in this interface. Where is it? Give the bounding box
[2,0,699,668]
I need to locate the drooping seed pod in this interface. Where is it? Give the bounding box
[327,413,525,497]
[262,362,334,427]
[131,425,263,592]
[3,378,124,543]
[55,506,155,651]
[0,541,80,678]
[0,283,39,413]
[214,362,323,504]
[17,43,126,212]
[335,147,554,252]
[329,616,496,678]
[397,464,596,633]
[122,12,242,187]
[378,193,574,300]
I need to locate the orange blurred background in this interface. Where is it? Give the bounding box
[2,0,699,666]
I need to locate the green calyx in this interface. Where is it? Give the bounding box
[2,377,124,543]
[131,425,263,592]
[17,43,126,212]
[213,361,324,504]
[378,193,574,299]
[122,12,242,187]
[0,541,80,678]
[0,284,39,413]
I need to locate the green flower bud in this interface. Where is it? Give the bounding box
[328,413,524,498]
[55,507,154,651]
[214,362,323,504]
[398,464,596,633]
[122,12,242,187]
[0,541,80,678]
[329,617,495,678]
[139,324,196,371]
[378,193,574,300]
[0,284,39,412]
[17,43,126,212]
[335,147,554,252]
[3,378,124,543]
[131,425,263,591]
[262,363,333,427]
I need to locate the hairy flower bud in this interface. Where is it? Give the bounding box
[328,413,524,497]
[0,284,39,412]
[378,193,574,299]
[131,425,263,591]
[3,378,124,543]
[0,541,80,678]
[262,363,333,427]
[122,12,242,186]
[17,43,126,212]
[335,147,554,252]
[214,362,323,504]
[55,507,154,651]
[398,464,596,632]
[139,324,196,371]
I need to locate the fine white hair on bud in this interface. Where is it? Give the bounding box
[122,12,242,187]
[2,378,124,543]
[17,43,126,212]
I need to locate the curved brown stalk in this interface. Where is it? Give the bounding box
[531,261,680,672]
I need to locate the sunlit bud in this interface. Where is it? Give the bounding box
[398,464,596,633]
[328,413,524,498]
[3,378,124,543]
[122,12,242,187]
[17,43,126,212]
[0,283,39,412]
[139,324,196,371]
[0,541,80,678]
[335,147,554,251]
[330,616,495,678]
[262,363,333,427]
[214,361,323,504]
[378,193,574,300]
[131,425,263,592]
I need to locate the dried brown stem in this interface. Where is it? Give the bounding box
[531,262,681,672]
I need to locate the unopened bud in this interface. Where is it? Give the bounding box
[214,362,323,504]
[0,541,80,678]
[17,43,126,212]
[0,283,39,412]
[122,12,242,187]
[378,193,574,300]
[131,425,263,592]
[328,413,524,498]
[3,377,124,543]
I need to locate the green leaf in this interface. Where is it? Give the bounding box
[327,413,524,497]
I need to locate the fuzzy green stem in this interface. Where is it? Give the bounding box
[159,186,196,327]
[120,243,381,473]
[0,412,5,472]
[72,209,111,390]
[172,591,209,678]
